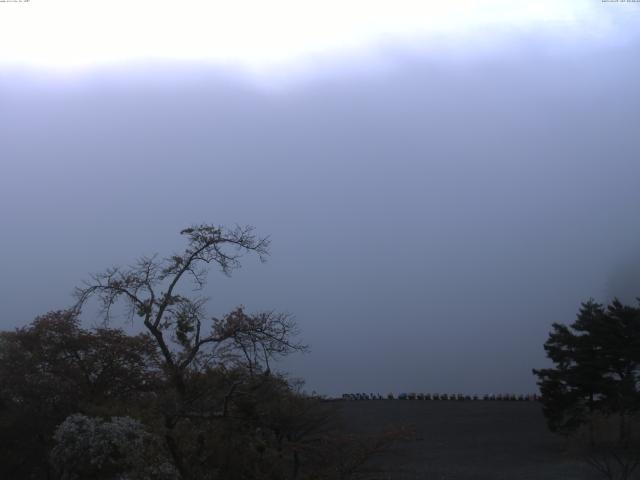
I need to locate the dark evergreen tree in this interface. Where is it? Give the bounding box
[533,298,640,444]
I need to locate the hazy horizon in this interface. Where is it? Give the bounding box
[2,1,640,396]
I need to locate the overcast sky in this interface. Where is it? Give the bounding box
[1,1,640,396]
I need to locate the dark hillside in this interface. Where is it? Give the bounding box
[338,400,599,479]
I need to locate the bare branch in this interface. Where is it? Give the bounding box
[72,223,280,381]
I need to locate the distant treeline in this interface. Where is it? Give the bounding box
[340,393,539,401]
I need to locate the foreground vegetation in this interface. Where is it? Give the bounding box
[0,224,405,479]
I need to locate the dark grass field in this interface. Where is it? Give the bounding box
[337,400,601,480]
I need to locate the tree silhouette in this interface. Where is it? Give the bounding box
[0,311,160,479]
[1,223,406,480]
[534,298,640,479]
[72,224,310,478]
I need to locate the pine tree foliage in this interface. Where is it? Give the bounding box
[533,298,640,441]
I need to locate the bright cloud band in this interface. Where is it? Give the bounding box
[0,0,636,70]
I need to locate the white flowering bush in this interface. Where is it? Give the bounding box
[51,414,179,480]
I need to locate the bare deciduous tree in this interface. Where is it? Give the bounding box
[73,224,307,478]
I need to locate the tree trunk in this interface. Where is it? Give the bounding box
[619,412,628,447]
[165,415,189,480]
[293,449,300,479]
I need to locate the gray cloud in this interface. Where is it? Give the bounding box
[1,41,640,396]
